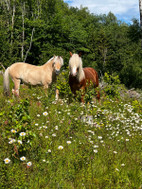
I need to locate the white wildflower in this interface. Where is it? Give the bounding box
[58,145,64,150]
[43,112,48,116]
[43,126,48,129]
[20,156,26,161]
[121,163,125,167]
[94,145,99,148]
[27,162,32,167]
[11,129,17,133]
[9,139,16,144]
[67,141,71,144]
[55,126,58,130]
[4,158,11,164]
[52,133,56,137]
[93,149,98,153]
[17,140,22,144]
[113,151,117,154]
[98,136,102,139]
[19,132,26,137]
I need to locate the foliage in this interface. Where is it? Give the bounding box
[0,0,142,88]
[102,72,122,98]
[55,68,73,101]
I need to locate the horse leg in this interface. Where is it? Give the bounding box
[80,86,85,103]
[44,83,59,100]
[12,78,20,97]
[43,84,49,96]
[81,95,85,103]
[55,89,59,100]
[96,91,100,100]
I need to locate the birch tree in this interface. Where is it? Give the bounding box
[21,2,25,61]
[11,3,16,46]
[24,28,35,63]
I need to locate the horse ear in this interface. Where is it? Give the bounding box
[79,52,82,57]
[69,52,73,57]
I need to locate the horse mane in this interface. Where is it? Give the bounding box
[45,57,54,64]
[69,54,85,82]
[58,56,64,66]
[45,56,64,66]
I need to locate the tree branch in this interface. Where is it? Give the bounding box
[24,28,35,63]
[0,62,6,71]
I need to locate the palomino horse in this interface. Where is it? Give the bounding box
[69,52,100,103]
[3,56,63,96]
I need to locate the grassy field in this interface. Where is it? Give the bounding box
[0,73,142,189]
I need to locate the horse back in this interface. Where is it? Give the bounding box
[9,62,42,77]
[9,62,48,85]
[83,67,99,87]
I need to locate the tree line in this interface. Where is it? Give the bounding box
[0,0,142,88]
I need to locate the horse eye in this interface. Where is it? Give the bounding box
[77,67,79,72]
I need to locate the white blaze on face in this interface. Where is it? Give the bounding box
[72,67,77,76]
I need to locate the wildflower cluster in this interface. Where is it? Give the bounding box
[1,84,142,188]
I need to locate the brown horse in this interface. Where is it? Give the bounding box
[3,56,63,96]
[69,52,100,102]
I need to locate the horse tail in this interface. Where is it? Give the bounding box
[3,67,10,96]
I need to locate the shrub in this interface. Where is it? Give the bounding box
[101,72,123,98]
[55,69,73,101]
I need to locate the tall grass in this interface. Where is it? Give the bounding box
[0,74,142,189]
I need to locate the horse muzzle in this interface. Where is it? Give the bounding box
[71,67,78,76]
[55,70,60,75]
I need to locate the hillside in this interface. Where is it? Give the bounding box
[0,73,142,188]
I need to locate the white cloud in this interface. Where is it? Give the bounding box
[64,0,139,23]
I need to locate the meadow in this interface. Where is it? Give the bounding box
[0,72,142,189]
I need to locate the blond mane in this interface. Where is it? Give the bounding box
[46,56,63,66]
[69,54,85,82]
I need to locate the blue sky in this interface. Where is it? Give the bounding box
[63,0,139,24]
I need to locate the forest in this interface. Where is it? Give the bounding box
[0,0,142,89]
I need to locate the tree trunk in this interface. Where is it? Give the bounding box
[24,28,35,63]
[21,2,25,61]
[139,0,142,47]
[11,4,15,46]
[4,0,10,11]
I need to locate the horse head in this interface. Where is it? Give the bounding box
[69,52,83,77]
[53,56,64,75]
